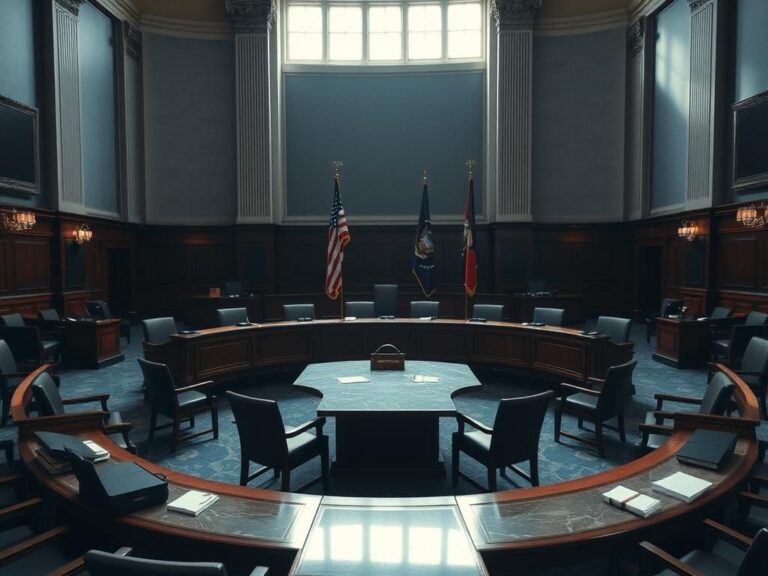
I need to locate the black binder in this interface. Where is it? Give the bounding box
[676,429,738,471]
[67,451,168,516]
[34,431,104,462]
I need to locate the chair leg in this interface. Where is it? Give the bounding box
[281,467,291,492]
[273,468,280,478]
[1,389,9,427]
[554,407,562,443]
[148,411,157,441]
[452,437,460,487]
[618,412,626,443]
[171,419,180,452]
[189,415,195,428]
[530,458,539,487]
[212,403,219,439]
[577,417,584,430]
[595,422,604,457]
[487,467,497,492]
[240,458,249,486]
[321,441,330,492]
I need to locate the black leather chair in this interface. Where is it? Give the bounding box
[345,301,375,318]
[216,307,249,326]
[554,360,637,457]
[532,307,564,326]
[374,284,398,317]
[1,313,60,360]
[87,300,132,343]
[734,337,768,419]
[646,298,683,343]
[638,370,735,451]
[141,317,178,345]
[472,304,504,322]
[38,309,61,322]
[0,325,59,364]
[31,369,134,452]
[596,316,633,345]
[710,306,732,320]
[410,301,439,318]
[84,547,269,576]
[452,390,553,491]
[226,391,329,492]
[0,313,24,327]
[283,304,315,321]
[0,339,36,427]
[711,312,768,364]
[640,523,767,576]
[137,358,218,452]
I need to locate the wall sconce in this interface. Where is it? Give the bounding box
[73,223,93,244]
[1,208,36,232]
[736,204,767,229]
[677,219,699,242]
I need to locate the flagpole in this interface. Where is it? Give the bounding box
[332,160,345,320]
[464,159,476,320]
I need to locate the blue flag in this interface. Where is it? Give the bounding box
[412,178,436,297]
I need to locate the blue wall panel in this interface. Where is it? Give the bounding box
[284,71,484,218]
[79,2,119,214]
[650,0,690,210]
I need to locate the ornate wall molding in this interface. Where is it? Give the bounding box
[225,0,276,34]
[627,16,645,57]
[123,21,142,60]
[55,0,85,18]
[688,0,712,12]
[492,0,542,32]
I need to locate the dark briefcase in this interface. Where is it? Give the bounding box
[371,343,405,371]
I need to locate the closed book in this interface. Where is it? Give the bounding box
[167,490,219,516]
[676,429,737,471]
[652,471,712,503]
[625,494,661,518]
[602,485,638,508]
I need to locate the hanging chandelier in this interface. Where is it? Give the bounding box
[736,204,767,229]
[677,219,699,242]
[73,223,93,244]
[0,208,36,232]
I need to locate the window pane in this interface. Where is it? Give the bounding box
[447,3,482,31]
[408,5,441,60]
[448,30,481,58]
[329,6,362,61]
[287,5,322,60]
[447,3,482,59]
[370,6,402,61]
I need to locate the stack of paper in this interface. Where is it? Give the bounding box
[167,490,219,516]
[602,485,661,518]
[337,376,370,384]
[651,471,713,503]
[411,375,439,383]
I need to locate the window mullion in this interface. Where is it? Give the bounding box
[362,3,369,63]
[402,1,408,62]
[442,0,448,62]
[322,1,328,62]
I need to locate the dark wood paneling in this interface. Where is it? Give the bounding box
[717,234,758,289]
[14,239,50,291]
[0,240,9,293]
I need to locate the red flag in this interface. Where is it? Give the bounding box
[462,174,478,297]
[325,176,350,300]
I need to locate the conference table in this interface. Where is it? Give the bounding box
[294,360,480,474]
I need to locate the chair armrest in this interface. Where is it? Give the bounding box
[735,370,768,377]
[737,491,768,508]
[638,422,673,436]
[456,413,493,435]
[560,383,600,396]
[47,555,86,576]
[654,392,702,410]
[105,421,133,433]
[62,393,110,411]
[174,380,215,395]
[285,417,326,438]
[702,518,753,549]
[638,541,706,576]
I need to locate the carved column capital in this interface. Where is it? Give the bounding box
[55,0,85,17]
[123,22,142,60]
[225,0,277,34]
[688,0,712,12]
[627,16,645,57]
[491,0,542,32]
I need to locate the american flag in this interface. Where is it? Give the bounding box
[463,173,478,297]
[325,176,350,300]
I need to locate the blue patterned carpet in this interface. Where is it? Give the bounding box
[3,322,766,499]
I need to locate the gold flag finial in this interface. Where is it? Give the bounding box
[332,160,343,182]
[422,169,428,185]
[466,159,476,178]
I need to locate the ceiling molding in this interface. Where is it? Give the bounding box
[95,0,141,25]
[140,14,232,40]
[535,8,628,36]
[628,0,667,20]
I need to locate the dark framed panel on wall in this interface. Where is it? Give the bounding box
[65,239,86,289]
[0,95,40,195]
[732,90,768,192]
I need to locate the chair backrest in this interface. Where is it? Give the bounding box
[141,317,178,345]
[374,284,398,317]
[472,304,504,322]
[410,301,439,318]
[740,337,768,380]
[0,326,43,364]
[283,304,315,321]
[38,309,61,321]
[226,391,287,466]
[660,298,683,317]
[738,528,768,576]
[699,371,736,415]
[746,311,768,326]
[728,325,768,365]
[345,301,375,318]
[87,300,112,320]
[222,281,243,297]
[532,307,564,326]
[490,391,553,465]
[710,307,732,320]
[0,313,25,327]
[595,360,638,418]
[31,371,65,416]
[0,339,18,374]
[596,316,632,343]
[137,358,181,418]
[84,549,228,576]
[216,307,248,326]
